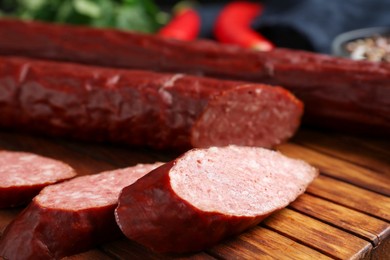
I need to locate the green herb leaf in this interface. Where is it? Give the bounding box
[18,0,46,11]
[73,0,101,18]
[7,0,164,33]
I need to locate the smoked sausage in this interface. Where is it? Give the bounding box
[0,56,303,150]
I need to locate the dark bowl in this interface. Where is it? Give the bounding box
[332,27,390,59]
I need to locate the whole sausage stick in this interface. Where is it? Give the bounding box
[0,56,303,150]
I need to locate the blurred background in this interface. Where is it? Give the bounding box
[0,0,389,55]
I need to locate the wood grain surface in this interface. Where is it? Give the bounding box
[0,128,389,259]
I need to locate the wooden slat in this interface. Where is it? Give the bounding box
[308,175,390,221]
[292,129,390,175]
[297,129,390,157]
[263,208,372,259]
[290,193,390,246]
[344,135,390,157]
[102,239,215,260]
[277,143,390,196]
[208,226,332,260]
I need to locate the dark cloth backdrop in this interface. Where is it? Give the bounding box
[196,0,390,53]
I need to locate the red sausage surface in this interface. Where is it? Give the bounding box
[115,146,318,253]
[0,163,162,259]
[0,19,388,134]
[0,56,303,150]
[0,150,76,208]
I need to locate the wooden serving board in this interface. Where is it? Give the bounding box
[0,128,389,259]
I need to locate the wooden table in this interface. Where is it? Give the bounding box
[0,129,389,259]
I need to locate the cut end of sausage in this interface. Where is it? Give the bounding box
[169,145,318,217]
[190,84,303,149]
[0,151,76,188]
[35,163,162,210]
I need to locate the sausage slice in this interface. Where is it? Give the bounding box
[0,163,162,259]
[115,146,318,253]
[0,151,76,208]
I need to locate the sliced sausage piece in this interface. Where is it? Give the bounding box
[115,146,318,253]
[0,150,76,208]
[0,18,388,134]
[0,163,162,259]
[0,56,303,150]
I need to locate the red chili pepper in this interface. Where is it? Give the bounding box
[214,1,274,51]
[158,8,200,41]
